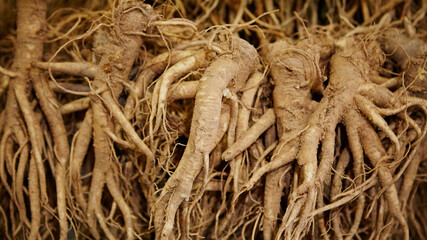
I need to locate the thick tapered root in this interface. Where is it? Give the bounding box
[154,38,258,239]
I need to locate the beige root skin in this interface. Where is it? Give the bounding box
[70,109,93,213]
[358,113,410,240]
[86,4,159,239]
[154,38,258,239]
[32,61,97,78]
[1,1,427,239]
[222,108,275,161]
[31,70,70,240]
[262,39,320,240]
[0,0,49,238]
[150,50,210,135]
[124,50,196,120]
[234,36,425,239]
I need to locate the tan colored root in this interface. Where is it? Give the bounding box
[399,138,426,210]
[316,130,336,185]
[344,110,366,240]
[32,70,69,239]
[105,168,134,240]
[13,125,30,228]
[167,81,199,101]
[150,50,209,135]
[0,128,13,195]
[87,100,110,240]
[101,92,154,173]
[60,97,90,114]
[316,188,330,240]
[32,61,97,78]
[222,108,275,161]
[28,155,41,240]
[124,50,196,120]
[70,109,92,212]
[358,114,410,240]
[154,38,258,239]
[49,82,90,94]
[1,1,427,239]
[227,97,239,194]
[213,75,262,232]
[355,95,400,154]
[330,148,350,240]
[263,165,291,240]
[15,85,48,205]
[227,70,264,216]
[243,139,298,193]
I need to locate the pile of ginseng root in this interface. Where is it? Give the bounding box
[0,0,427,239]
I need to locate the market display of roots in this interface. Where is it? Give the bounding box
[0,0,427,239]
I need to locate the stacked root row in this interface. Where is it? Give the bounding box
[0,0,426,239]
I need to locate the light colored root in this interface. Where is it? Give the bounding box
[14,85,48,204]
[48,82,90,94]
[316,130,336,184]
[295,125,322,195]
[293,188,316,239]
[13,125,30,228]
[355,94,401,154]
[167,81,199,102]
[263,165,291,240]
[222,108,275,161]
[211,104,231,152]
[344,110,366,240]
[70,109,92,212]
[330,148,351,240]
[293,99,335,198]
[101,92,154,172]
[32,70,69,239]
[87,100,110,240]
[95,204,115,240]
[124,50,195,120]
[316,188,330,240]
[227,98,239,193]
[277,196,306,239]
[357,82,396,107]
[105,168,134,240]
[28,155,41,240]
[15,146,30,227]
[237,70,264,135]
[399,138,425,210]
[0,128,13,195]
[359,115,409,240]
[242,139,298,192]
[151,50,208,135]
[60,97,90,114]
[154,38,258,239]
[32,61,97,78]
[227,96,239,148]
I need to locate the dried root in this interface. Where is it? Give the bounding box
[0,0,426,239]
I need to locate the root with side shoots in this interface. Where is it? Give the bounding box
[279,36,426,239]
[0,0,50,239]
[261,39,320,240]
[1,0,427,239]
[153,37,259,239]
[222,35,427,239]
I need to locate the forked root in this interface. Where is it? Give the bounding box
[154,37,258,239]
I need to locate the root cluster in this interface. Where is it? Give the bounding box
[0,0,426,239]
